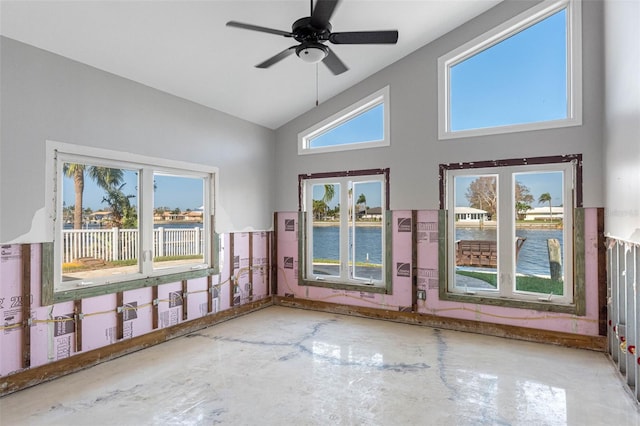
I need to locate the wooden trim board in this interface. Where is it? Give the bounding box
[273,296,606,352]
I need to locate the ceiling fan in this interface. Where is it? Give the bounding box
[226,0,399,75]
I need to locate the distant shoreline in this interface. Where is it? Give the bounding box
[456,220,563,229]
[153,220,203,225]
[313,221,382,227]
[312,220,562,229]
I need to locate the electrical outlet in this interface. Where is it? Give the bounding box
[417,290,426,300]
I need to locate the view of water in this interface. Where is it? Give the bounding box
[313,226,383,264]
[311,224,563,276]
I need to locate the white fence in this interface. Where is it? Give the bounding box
[62,227,203,263]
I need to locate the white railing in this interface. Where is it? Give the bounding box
[153,227,201,258]
[62,227,203,263]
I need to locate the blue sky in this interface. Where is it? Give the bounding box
[451,8,567,131]
[455,171,563,208]
[63,171,204,211]
[312,181,382,209]
[310,104,384,148]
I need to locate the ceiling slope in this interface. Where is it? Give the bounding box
[0,0,501,129]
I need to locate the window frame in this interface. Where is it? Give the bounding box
[298,168,392,293]
[437,0,582,140]
[298,86,390,155]
[42,141,219,305]
[438,155,585,314]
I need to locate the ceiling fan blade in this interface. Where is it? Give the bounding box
[322,48,348,75]
[256,46,297,69]
[310,0,340,29]
[226,21,292,37]
[329,30,399,44]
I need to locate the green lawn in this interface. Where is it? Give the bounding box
[456,270,563,295]
[63,255,203,272]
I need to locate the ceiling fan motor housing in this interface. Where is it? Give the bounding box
[292,17,331,43]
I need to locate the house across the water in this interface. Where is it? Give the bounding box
[455,207,489,222]
[524,206,564,221]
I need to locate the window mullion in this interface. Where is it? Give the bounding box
[203,175,212,266]
[498,170,514,297]
[140,168,154,275]
[447,172,457,291]
[305,180,314,278]
[562,166,574,301]
[340,179,350,281]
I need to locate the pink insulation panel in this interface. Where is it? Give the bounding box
[415,210,441,305]
[186,277,209,321]
[250,232,270,300]
[217,233,232,312]
[1,244,26,376]
[277,212,300,298]
[81,294,118,351]
[31,245,79,369]
[210,272,223,314]
[391,211,413,309]
[30,299,76,369]
[123,287,154,338]
[30,245,76,368]
[234,233,250,306]
[157,282,183,329]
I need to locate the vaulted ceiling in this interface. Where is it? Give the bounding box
[1,0,501,129]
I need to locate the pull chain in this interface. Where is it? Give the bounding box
[315,63,319,107]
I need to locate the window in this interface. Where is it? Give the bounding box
[440,155,583,312]
[299,169,391,293]
[438,0,582,139]
[298,86,390,154]
[44,142,217,303]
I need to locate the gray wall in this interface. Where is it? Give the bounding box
[0,37,275,243]
[274,0,605,212]
[603,0,640,243]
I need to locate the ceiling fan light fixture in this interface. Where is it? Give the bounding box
[296,44,328,64]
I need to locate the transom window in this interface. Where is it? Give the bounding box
[438,0,582,139]
[46,142,217,302]
[440,155,583,312]
[299,169,391,293]
[298,86,390,154]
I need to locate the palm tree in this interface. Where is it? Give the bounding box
[515,201,531,220]
[356,193,367,218]
[322,184,335,204]
[312,199,328,220]
[538,192,553,221]
[63,164,124,229]
[101,183,136,228]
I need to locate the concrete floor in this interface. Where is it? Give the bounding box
[1,306,638,425]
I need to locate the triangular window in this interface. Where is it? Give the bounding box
[299,87,389,154]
